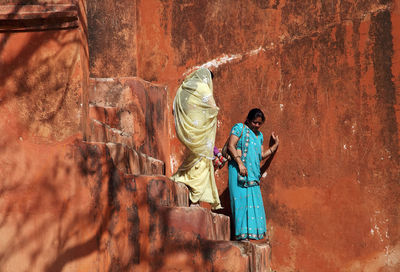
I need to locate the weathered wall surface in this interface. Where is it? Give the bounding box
[0,2,176,271]
[0,2,88,142]
[135,0,400,271]
[0,2,101,271]
[88,77,170,164]
[87,0,138,78]
[0,135,124,271]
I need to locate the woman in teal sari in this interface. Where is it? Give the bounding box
[227,108,279,240]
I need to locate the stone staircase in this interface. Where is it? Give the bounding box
[84,76,271,271]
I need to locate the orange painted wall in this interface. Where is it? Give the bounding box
[135,1,400,271]
[0,2,104,271]
[87,0,138,78]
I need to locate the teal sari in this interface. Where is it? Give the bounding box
[228,123,267,240]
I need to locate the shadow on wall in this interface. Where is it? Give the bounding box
[1,2,243,271]
[0,131,221,271]
[0,135,129,271]
[0,1,85,141]
[43,141,129,272]
[0,2,107,271]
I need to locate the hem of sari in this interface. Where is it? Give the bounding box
[211,203,223,210]
[172,181,221,210]
[235,232,266,240]
[190,194,223,210]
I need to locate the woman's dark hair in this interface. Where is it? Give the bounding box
[210,70,214,79]
[246,108,265,123]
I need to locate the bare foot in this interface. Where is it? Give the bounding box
[190,202,199,207]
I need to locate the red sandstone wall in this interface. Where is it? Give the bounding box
[136,1,400,271]
[0,1,88,142]
[0,1,99,270]
[0,2,175,271]
[87,0,138,78]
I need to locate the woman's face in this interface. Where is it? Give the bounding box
[247,116,263,132]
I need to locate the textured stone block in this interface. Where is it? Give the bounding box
[88,77,169,163]
[124,175,189,207]
[249,242,271,272]
[160,206,230,242]
[88,104,121,130]
[87,0,138,77]
[86,119,133,147]
[82,142,165,176]
[149,240,263,272]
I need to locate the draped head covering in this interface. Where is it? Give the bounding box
[173,68,219,160]
[171,68,222,209]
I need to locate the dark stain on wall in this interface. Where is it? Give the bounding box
[87,0,137,77]
[369,9,400,245]
[108,259,121,272]
[352,19,361,93]
[147,179,167,271]
[160,0,172,33]
[75,143,103,218]
[144,88,156,157]
[199,239,214,262]
[370,10,398,152]
[251,0,279,9]
[147,179,158,243]
[170,0,208,66]
[106,146,122,213]
[127,204,140,264]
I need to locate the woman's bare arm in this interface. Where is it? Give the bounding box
[261,132,280,160]
[228,134,247,176]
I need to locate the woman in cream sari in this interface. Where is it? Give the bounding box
[171,68,222,209]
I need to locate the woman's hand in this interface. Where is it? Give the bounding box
[238,160,248,176]
[272,132,279,148]
[261,132,280,159]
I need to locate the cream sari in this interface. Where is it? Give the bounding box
[171,68,222,209]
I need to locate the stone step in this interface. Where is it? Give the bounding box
[124,174,189,207]
[88,103,139,139]
[124,175,230,240]
[105,173,270,271]
[88,104,142,152]
[86,118,133,147]
[88,104,131,132]
[180,240,270,272]
[118,175,269,271]
[248,242,271,272]
[159,206,230,242]
[135,239,271,272]
[88,77,168,161]
[83,142,164,176]
[89,77,167,107]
